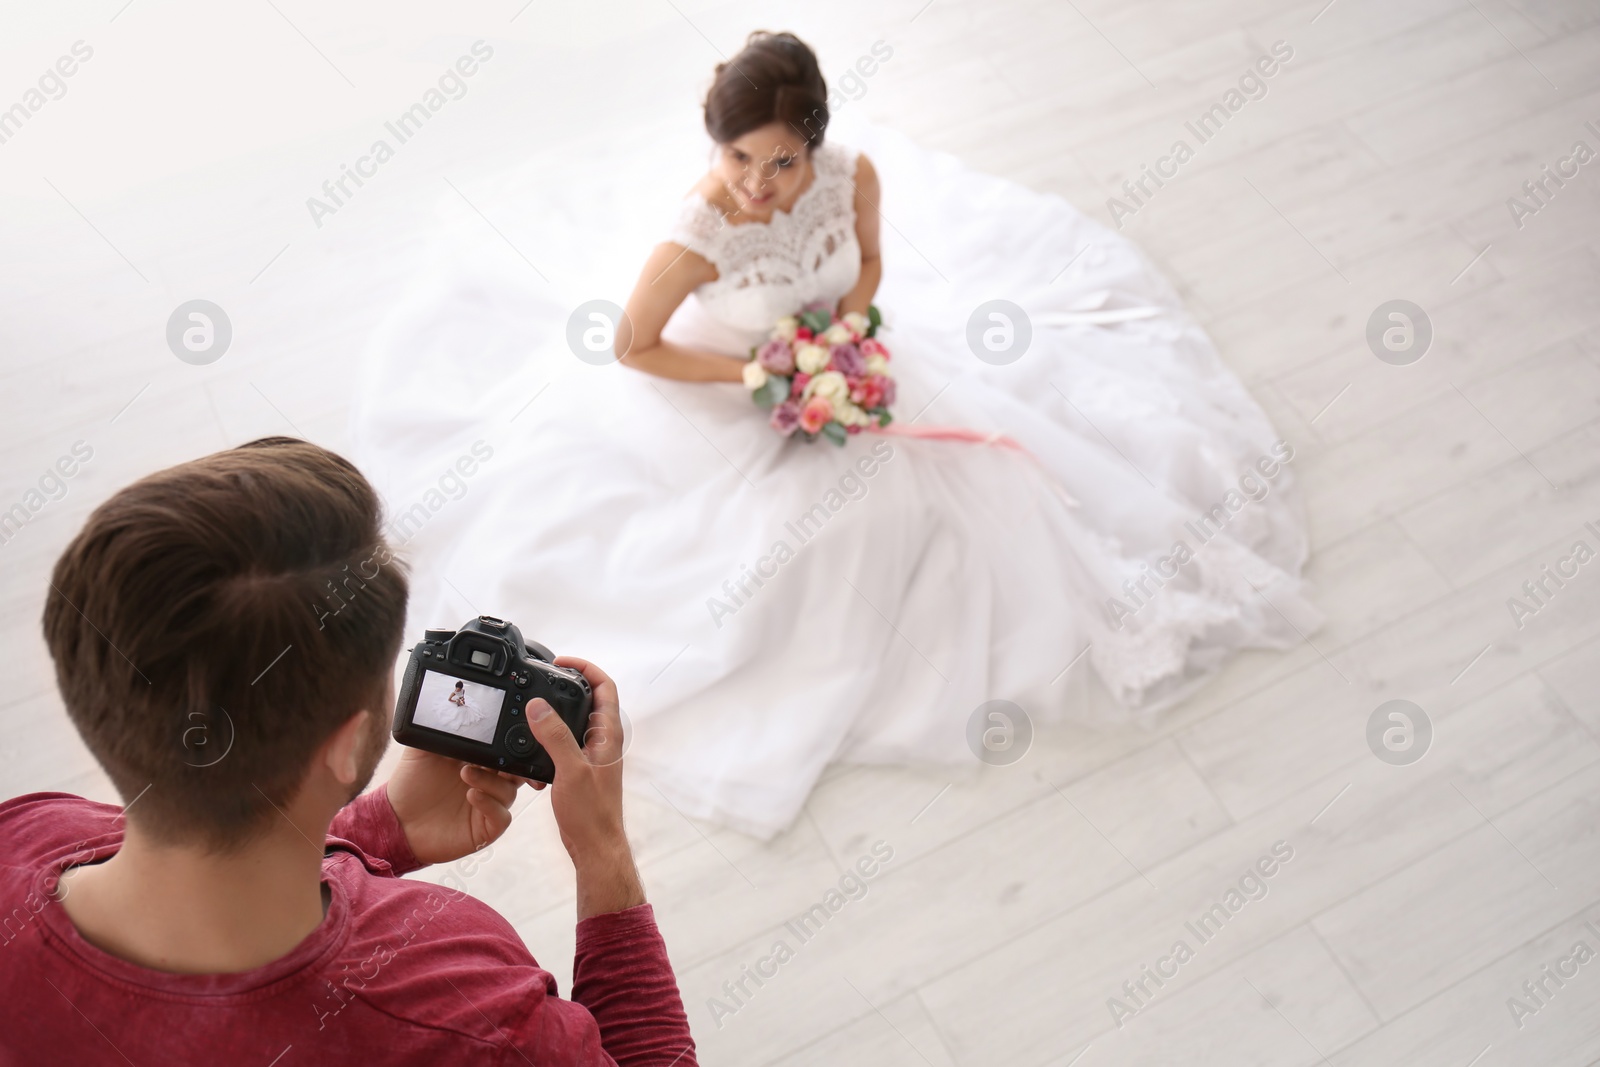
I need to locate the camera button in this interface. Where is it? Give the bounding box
[504,723,536,758]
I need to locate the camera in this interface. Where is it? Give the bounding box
[392,615,592,783]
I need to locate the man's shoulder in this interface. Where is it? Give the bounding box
[0,792,123,868]
[328,853,541,969]
[320,858,570,1040]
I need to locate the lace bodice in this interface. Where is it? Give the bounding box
[665,141,861,353]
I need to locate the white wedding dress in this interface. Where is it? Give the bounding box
[352,119,1320,839]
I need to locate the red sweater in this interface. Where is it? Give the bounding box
[0,788,696,1067]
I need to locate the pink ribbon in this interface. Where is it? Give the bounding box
[869,422,1029,450]
[868,423,1078,506]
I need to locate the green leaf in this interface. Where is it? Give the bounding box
[877,410,893,427]
[820,421,848,446]
[866,304,882,337]
[799,309,832,335]
[752,375,789,410]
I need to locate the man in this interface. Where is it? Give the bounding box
[0,437,696,1065]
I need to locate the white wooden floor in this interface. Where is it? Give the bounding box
[5,1,1600,1064]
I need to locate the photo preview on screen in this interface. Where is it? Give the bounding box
[412,671,502,745]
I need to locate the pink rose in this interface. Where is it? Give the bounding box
[799,396,833,434]
[790,372,812,399]
[860,338,889,360]
[757,339,795,375]
[851,377,885,409]
[770,400,801,436]
[880,377,897,408]
[829,343,866,377]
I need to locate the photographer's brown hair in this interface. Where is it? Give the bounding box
[704,31,829,148]
[42,436,409,849]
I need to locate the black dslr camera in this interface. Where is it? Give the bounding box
[393,615,592,783]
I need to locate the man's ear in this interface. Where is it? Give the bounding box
[321,711,372,786]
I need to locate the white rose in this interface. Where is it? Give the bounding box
[805,370,848,401]
[773,316,799,341]
[795,343,829,375]
[832,397,870,425]
[842,311,869,334]
[865,353,889,375]
[822,322,853,345]
[742,362,768,390]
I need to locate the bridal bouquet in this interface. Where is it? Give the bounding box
[742,302,896,445]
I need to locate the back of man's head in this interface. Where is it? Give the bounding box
[42,436,409,850]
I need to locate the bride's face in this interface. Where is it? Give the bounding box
[714,123,812,212]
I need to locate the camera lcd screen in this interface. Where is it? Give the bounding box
[413,670,503,745]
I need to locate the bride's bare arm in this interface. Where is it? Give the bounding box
[837,154,882,317]
[615,243,746,382]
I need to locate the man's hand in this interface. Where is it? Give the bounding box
[527,655,646,920]
[386,747,528,866]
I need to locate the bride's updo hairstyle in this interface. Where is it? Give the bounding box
[704,31,829,149]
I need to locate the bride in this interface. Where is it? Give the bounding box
[353,31,1321,839]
